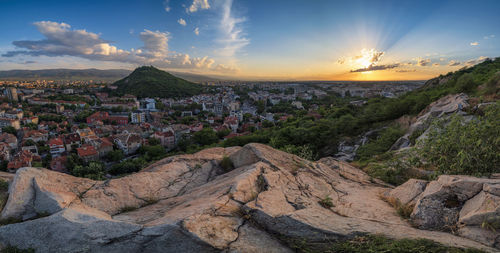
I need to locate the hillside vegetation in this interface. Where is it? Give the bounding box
[220,58,500,183]
[112,66,203,98]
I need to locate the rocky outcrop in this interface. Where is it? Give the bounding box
[391,93,469,150]
[0,144,496,252]
[389,175,500,249]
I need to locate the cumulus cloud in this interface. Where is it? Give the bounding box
[218,0,249,58]
[350,64,399,73]
[187,0,210,13]
[470,41,479,46]
[194,27,200,36]
[2,21,237,74]
[178,18,187,26]
[448,60,461,66]
[415,58,431,66]
[432,63,440,67]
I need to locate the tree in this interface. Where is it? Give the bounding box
[147,137,161,146]
[106,150,124,162]
[455,73,476,93]
[217,129,231,139]
[256,100,266,114]
[72,162,105,180]
[2,126,16,135]
[193,128,219,146]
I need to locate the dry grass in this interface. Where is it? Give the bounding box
[380,194,414,220]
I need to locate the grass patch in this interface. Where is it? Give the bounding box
[481,216,500,232]
[0,245,35,253]
[328,235,485,253]
[282,234,486,253]
[220,155,234,172]
[380,195,414,220]
[256,174,268,192]
[318,196,334,209]
[0,180,8,212]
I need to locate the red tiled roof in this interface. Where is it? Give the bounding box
[77,145,98,157]
[48,138,64,146]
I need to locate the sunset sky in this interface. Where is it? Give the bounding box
[1,0,499,80]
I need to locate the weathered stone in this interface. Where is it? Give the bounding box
[0,143,496,252]
[459,191,500,226]
[458,226,500,249]
[410,175,496,230]
[389,179,428,205]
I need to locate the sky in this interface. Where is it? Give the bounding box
[0,0,499,81]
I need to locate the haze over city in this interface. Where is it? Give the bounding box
[1,0,500,80]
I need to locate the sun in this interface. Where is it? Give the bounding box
[354,48,384,69]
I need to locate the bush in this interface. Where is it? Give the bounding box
[318,196,334,208]
[220,155,234,172]
[109,158,147,175]
[1,126,16,135]
[72,162,105,180]
[417,103,500,177]
[356,126,405,161]
[193,128,219,146]
[106,150,124,162]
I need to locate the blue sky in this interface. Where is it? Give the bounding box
[0,0,499,80]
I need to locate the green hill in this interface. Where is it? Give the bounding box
[112,66,203,98]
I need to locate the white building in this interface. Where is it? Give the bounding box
[131,111,146,124]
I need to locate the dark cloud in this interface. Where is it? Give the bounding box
[416,58,431,66]
[350,64,399,73]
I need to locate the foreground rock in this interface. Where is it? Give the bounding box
[0,144,495,252]
[389,175,500,249]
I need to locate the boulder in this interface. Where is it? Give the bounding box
[389,174,500,250]
[388,179,428,205]
[0,144,496,252]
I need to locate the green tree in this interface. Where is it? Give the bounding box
[106,150,124,162]
[193,128,219,146]
[72,162,105,180]
[2,126,16,135]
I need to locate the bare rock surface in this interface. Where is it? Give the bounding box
[0,143,496,252]
[390,175,500,249]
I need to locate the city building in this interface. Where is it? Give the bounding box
[131,111,146,124]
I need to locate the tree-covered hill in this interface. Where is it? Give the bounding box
[112,66,203,98]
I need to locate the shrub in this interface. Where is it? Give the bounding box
[356,126,405,161]
[318,196,334,208]
[1,245,35,253]
[417,103,500,177]
[220,155,234,172]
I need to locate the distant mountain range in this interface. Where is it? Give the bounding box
[0,68,131,82]
[111,66,204,98]
[0,68,222,83]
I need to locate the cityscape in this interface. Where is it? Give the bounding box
[0,0,498,252]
